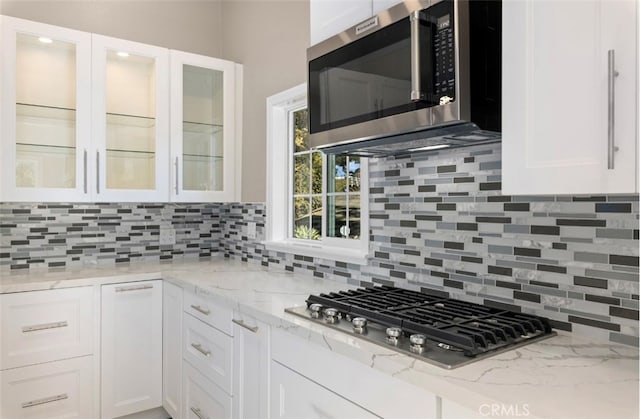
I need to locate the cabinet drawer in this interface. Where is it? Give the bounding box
[183,360,232,419]
[183,313,233,395]
[184,291,233,335]
[0,355,94,419]
[0,287,94,370]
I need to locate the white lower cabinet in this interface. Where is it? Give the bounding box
[232,313,270,419]
[162,282,182,419]
[271,328,438,419]
[182,290,234,419]
[270,360,378,419]
[183,312,233,395]
[0,286,96,419]
[101,280,163,419]
[0,286,94,370]
[441,398,485,419]
[163,281,183,419]
[183,361,232,419]
[0,355,94,419]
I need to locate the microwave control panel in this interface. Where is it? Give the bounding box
[431,4,456,102]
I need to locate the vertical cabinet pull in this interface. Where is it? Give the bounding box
[607,49,619,170]
[190,304,210,316]
[175,156,179,195]
[83,149,88,194]
[96,151,101,193]
[22,393,68,408]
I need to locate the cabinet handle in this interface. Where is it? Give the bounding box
[22,393,68,408]
[22,320,68,333]
[96,151,100,193]
[83,149,88,194]
[175,156,179,195]
[190,304,210,315]
[410,10,425,101]
[190,406,206,419]
[607,49,620,170]
[115,284,154,293]
[232,318,259,333]
[191,343,211,357]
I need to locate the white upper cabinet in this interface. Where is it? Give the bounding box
[310,0,404,46]
[502,0,638,195]
[1,16,241,202]
[92,35,170,202]
[170,50,238,202]
[310,0,372,45]
[1,16,92,202]
[371,0,403,15]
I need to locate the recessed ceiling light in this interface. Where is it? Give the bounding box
[117,51,130,58]
[38,37,53,44]
[408,144,450,152]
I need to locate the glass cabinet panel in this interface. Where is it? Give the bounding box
[104,51,156,190]
[170,51,236,202]
[15,34,77,189]
[182,65,224,192]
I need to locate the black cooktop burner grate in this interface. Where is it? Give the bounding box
[306,285,553,356]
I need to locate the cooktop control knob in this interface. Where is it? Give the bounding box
[351,317,367,334]
[385,327,402,345]
[409,334,427,354]
[309,303,323,319]
[323,307,340,324]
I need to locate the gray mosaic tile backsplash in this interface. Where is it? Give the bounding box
[1,143,638,346]
[221,144,639,347]
[0,203,223,269]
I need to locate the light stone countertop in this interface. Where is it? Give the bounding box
[1,258,638,419]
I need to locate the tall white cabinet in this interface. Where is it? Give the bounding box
[502,0,638,194]
[0,15,241,202]
[101,280,163,418]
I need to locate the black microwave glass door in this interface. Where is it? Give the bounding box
[309,17,437,134]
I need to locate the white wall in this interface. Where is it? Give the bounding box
[220,0,309,202]
[0,0,224,57]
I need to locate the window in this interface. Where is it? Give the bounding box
[266,84,368,264]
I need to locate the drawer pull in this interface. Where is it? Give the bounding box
[191,406,206,419]
[115,284,154,293]
[22,393,68,408]
[191,343,211,357]
[232,318,259,333]
[22,320,68,333]
[190,304,211,315]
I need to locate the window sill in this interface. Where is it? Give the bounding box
[262,240,369,266]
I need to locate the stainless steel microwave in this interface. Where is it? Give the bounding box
[307,0,502,157]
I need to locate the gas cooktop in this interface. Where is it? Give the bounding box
[285,285,556,369]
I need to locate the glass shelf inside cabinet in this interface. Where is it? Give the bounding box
[106,112,156,153]
[183,120,223,135]
[16,103,77,148]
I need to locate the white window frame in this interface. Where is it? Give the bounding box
[265,83,369,265]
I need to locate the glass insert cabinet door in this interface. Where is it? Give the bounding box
[92,35,169,201]
[0,16,92,202]
[170,50,237,202]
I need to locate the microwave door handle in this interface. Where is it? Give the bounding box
[410,10,425,102]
